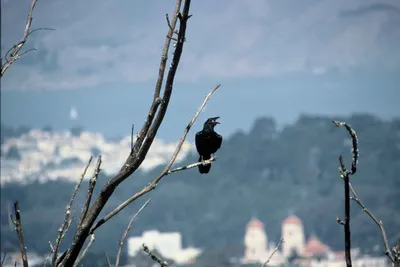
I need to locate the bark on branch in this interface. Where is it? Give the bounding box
[143,244,170,267]
[58,1,195,265]
[51,156,93,266]
[11,201,29,267]
[333,120,359,267]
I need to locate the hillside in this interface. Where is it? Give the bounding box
[1,113,399,259]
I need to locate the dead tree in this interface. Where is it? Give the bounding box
[333,120,399,267]
[4,0,221,266]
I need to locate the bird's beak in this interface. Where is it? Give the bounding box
[212,116,220,124]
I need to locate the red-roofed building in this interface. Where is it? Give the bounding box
[303,236,330,256]
[246,218,264,229]
[283,215,302,225]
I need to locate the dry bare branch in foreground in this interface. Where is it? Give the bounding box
[73,234,95,267]
[115,199,151,267]
[143,244,170,267]
[333,120,359,267]
[105,253,112,267]
[51,156,93,266]
[349,183,397,265]
[54,0,221,265]
[1,0,54,78]
[10,201,28,267]
[90,84,220,234]
[1,253,6,266]
[333,120,398,267]
[262,238,284,267]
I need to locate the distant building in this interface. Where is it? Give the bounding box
[282,215,305,258]
[127,230,202,265]
[242,215,391,267]
[242,218,285,265]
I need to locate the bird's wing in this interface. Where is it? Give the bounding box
[195,131,205,154]
[215,133,223,149]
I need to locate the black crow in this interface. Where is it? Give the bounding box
[195,116,222,174]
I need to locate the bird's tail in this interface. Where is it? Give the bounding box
[198,154,212,174]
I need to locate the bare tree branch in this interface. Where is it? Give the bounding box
[1,252,6,266]
[333,120,359,267]
[143,244,169,267]
[130,0,183,158]
[115,199,151,267]
[52,157,93,266]
[130,124,135,151]
[393,241,400,267]
[73,235,95,267]
[1,0,54,78]
[90,84,220,234]
[11,201,28,267]
[262,238,284,267]
[167,156,216,175]
[59,1,195,265]
[105,253,112,267]
[349,183,396,264]
[77,156,102,229]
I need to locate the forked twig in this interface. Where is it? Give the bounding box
[333,119,396,266]
[115,199,151,267]
[52,157,93,266]
[333,120,359,267]
[74,234,95,267]
[1,0,55,78]
[105,253,112,267]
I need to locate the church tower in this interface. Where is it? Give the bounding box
[281,215,305,258]
[244,218,267,262]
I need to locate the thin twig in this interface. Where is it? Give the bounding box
[166,14,179,35]
[90,84,221,234]
[167,156,216,175]
[1,252,6,266]
[105,253,112,267]
[73,235,95,267]
[262,238,284,267]
[52,156,93,266]
[77,156,102,229]
[130,124,135,151]
[349,183,395,264]
[115,199,151,267]
[143,244,169,267]
[11,201,28,267]
[43,241,54,267]
[1,0,54,78]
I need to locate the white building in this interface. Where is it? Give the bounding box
[242,218,285,265]
[127,230,201,265]
[242,215,391,267]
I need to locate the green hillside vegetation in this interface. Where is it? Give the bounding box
[1,114,399,261]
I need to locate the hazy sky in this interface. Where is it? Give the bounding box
[1,0,399,141]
